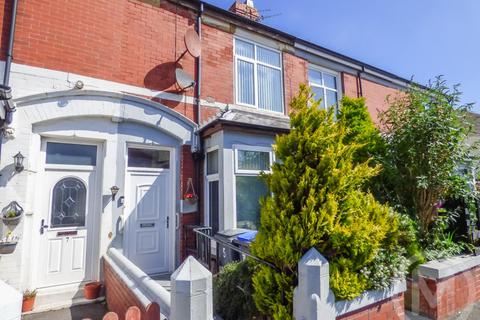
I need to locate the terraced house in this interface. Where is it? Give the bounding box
[0,0,411,313]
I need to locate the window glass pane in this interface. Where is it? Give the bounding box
[46,142,97,166]
[308,69,323,86]
[207,150,219,175]
[311,86,326,108]
[258,65,282,112]
[235,39,254,59]
[326,89,338,108]
[209,181,219,233]
[238,150,270,171]
[51,177,86,228]
[324,73,337,89]
[236,176,268,230]
[128,148,170,169]
[257,46,280,67]
[237,60,255,105]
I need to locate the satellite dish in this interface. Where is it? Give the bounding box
[175,68,196,91]
[184,28,201,58]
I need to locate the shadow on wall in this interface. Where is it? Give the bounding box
[144,62,188,109]
[0,163,16,187]
[144,62,179,93]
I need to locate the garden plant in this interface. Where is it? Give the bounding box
[250,85,410,319]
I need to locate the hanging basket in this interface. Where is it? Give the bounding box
[0,241,18,254]
[183,178,198,205]
[1,201,24,226]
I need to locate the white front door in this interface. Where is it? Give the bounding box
[125,147,173,274]
[37,141,99,288]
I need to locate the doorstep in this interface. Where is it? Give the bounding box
[24,294,104,315]
[22,301,108,320]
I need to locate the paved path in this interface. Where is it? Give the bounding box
[406,302,480,320]
[22,303,108,320]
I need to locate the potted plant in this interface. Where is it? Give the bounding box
[0,231,19,254]
[84,281,102,299]
[1,201,24,226]
[22,289,37,313]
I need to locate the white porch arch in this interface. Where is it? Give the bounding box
[14,90,198,148]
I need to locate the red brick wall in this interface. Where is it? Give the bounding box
[283,52,308,113]
[201,23,234,104]
[342,72,402,125]
[337,293,405,320]
[1,0,234,122]
[180,213,199,260]
[406,266,480,319]
[104,260,161,320]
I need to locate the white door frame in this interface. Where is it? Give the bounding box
[31,137,104,292]
[123,143,176,274]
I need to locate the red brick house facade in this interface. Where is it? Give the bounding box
[0,0,410,310]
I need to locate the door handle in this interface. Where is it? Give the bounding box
[166,216,169,229]
[40,219,49,235]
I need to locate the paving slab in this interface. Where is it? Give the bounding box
[22,302,108,320]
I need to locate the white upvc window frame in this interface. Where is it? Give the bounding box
[234,37,285,113]
[308,65,342,110]
[204,146,220,228]
[233,144,274,230]
[234,145,274,175]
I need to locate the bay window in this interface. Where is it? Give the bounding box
[308,67,340,109]
[234,146,273,230]
[235,38,284,113]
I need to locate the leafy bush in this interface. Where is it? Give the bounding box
[379,76,475,236]
[361,248,409,290]
[213,260,260,320]
[250,86,406,319]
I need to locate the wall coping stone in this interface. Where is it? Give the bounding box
[335,279,406,316]
[106,248,171,317]
[417,254,480,280]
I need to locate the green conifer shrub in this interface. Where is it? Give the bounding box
[251,85,403,319]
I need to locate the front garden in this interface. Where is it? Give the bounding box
[213,77,479,320]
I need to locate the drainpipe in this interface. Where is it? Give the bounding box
[193,2,204,226]
[357,66,365,97]
[4,0,19,87]
[0,0,19,158]
[195,2,203,126]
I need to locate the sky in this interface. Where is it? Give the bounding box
[204,0,480,112]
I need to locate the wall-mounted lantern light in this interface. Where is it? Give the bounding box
[13,152,25,173]
[110,186,120,200]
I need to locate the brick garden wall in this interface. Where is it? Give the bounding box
[104,260,160,320]
[406,266,480,320]
[337,294,405,320]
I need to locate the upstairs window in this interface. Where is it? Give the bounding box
[235,38,284,113]
[309,68,340,109]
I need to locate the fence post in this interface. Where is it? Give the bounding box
[293,248,336,320]
[170,255,213,320]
